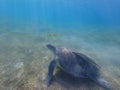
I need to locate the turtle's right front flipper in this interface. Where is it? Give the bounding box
[47,59,56,86]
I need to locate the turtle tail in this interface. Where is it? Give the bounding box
[93,77,112,90]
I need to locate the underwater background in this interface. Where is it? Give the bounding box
[0,0,120,90]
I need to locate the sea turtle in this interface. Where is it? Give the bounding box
[46,44,111,90]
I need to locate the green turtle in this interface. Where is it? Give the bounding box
[46,44,111,90]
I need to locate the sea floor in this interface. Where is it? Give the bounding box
[0,27,120,90]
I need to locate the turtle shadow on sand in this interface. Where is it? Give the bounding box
[52,69,101,90]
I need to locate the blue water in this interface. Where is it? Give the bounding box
[0,0,120,90]
[0,0,120,28]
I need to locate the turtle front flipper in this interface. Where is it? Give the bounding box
[47,59,56,86]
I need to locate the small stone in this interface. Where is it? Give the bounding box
[14,62,24,69]
[41,73,46,81]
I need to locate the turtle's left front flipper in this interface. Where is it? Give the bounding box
[47,59,56,86]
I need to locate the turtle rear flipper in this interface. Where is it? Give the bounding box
[92,77,112,90]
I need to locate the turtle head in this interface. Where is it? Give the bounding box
[46,44,56,54]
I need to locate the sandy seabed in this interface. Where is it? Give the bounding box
[0,27,120,90]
